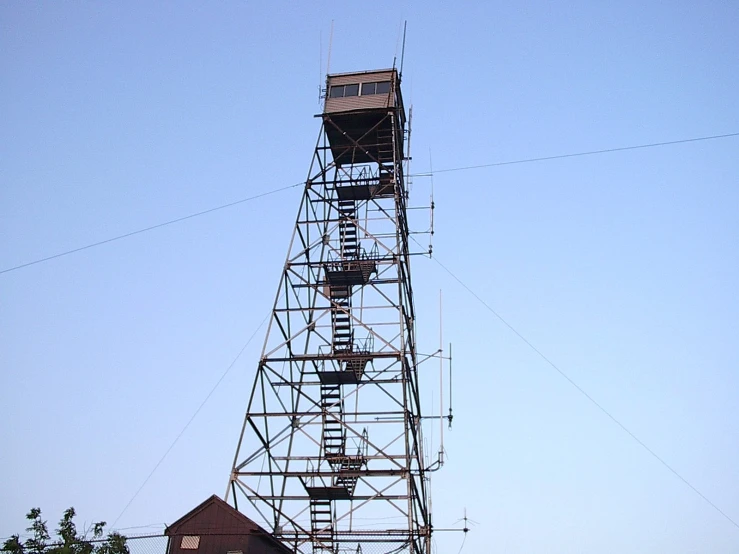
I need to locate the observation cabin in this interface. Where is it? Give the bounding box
[322,68,406,167]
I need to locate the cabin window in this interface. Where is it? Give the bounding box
[329,84,360,98]
[181,536,200,550]
[360,81,391,95]
[330,81,390,98]
[361,82,377,95]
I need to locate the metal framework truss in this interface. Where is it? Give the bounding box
[228,83,430,554]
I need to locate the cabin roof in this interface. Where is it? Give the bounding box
[326,68,396,79]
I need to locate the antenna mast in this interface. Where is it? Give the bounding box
[400,21,408,78]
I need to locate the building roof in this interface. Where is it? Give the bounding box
[165,495,293,553]
[165,494,262,535]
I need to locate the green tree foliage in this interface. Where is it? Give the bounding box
[2,508,128,554]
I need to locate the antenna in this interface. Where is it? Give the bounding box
[318,31,323,104]
[400,21,408,78]
[449,342,454,428]
[393,20,403,68]
[326,20,334,76]
[452,508,475,533]
[439,289,445,464]
[429,147,435,256]
[404,105,413,197]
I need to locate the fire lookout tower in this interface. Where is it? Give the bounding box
[227,67,435,554]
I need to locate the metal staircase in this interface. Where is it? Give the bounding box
[338,199,358,259]
[376,129,395,163]
[330,285,353,353]
[309,498,333,550]
[321,384,345,459]
[333,455,363,493]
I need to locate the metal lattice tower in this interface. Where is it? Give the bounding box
[227,68,432,554]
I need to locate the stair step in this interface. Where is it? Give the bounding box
[330,292,350,299]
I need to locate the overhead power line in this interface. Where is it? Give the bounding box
[2,131,737,277]
[411,132,739,176]
[427,252,739,531]
[0,183,302,276]
[111,312,271,529]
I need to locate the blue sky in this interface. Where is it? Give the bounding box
[2,2,738,553]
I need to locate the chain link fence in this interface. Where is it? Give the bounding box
[122,533,412,554]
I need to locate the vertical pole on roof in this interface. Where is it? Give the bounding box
[319,31,323,104]
[326,20,334,76]
[400,21,408,79]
